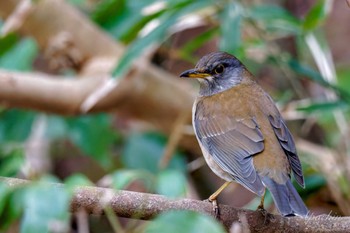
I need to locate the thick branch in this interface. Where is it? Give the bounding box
[0,68,198,151]
[1,177,349,233]
[0,0,123,58]
[0,0,198,153]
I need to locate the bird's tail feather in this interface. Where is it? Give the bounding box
[262,176,308,217]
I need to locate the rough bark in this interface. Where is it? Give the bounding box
[1,177,350,233]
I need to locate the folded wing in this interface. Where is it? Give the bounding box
[268,114,304,187]
[195,115,265,196]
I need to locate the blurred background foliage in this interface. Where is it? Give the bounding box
[1,0,350,232]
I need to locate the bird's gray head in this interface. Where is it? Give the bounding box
[180,52,245,96]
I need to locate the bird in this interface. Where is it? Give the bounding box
[180,51,308,217]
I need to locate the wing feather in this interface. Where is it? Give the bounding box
[268,115,304,187]
[195,115,265,196]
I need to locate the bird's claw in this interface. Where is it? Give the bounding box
[256,205,267,216]
[208,199,220,219]
[256,206,269,225]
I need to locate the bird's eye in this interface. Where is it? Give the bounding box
[214,64,224,74]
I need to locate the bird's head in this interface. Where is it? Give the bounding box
[180,51,246,96]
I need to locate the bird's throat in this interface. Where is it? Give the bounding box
[198,75,242,97]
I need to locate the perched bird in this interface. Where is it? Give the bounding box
[180,52,308,217]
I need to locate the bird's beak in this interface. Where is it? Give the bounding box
[180,68,210,79]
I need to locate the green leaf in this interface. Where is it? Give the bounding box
[0,37,38,71]
[288,59,325,83]
[20,183,70,233]
[122,132,186,174]
[303,0,328,31]
[0,109,36,141]
[111,169,155,190]
[249,4,301,35]
[111,11,177,78]
[119,10,166,44]
[297,100,349,113]
[45,116,68,139]
[145,210,225,233]
[92,0,126,26]
[219,2,243,55]
[287,59,350,102]
[67,0,86,6]
[111,0,212,78]
[156,169,187,198]
[92,0,163,43]
[249,4,297,21]
[64,174,94,192]
[0,186,24,231]
[337,175,350,199]
[65,114,119,167]
[180,28,218,63]
[337,68,350,89]
[0,33,18,57]
[116,0,210,43]
[0,147,24,177]
[298,174,325,194]
[0,183,9,217]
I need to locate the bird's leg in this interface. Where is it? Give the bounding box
[210,199,219,219]
[257,188,266,211]
[208,181,231,219]
[209,181,231,201]
[256,188,268,224]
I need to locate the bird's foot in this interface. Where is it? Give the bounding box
[256,190,267,216]
[256,205,269,225]
[207,198,220,219]
[256,204,267,216]
[256,203,265,212]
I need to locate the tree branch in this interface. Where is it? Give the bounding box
[0,0,199,153]
[1,177,349,233]
[0,68,198,152]
[0,0,123,58]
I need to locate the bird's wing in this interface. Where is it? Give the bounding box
[268,114,304,187]
[194,115,265,196]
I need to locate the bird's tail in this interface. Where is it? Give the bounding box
[262,176,308,217]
